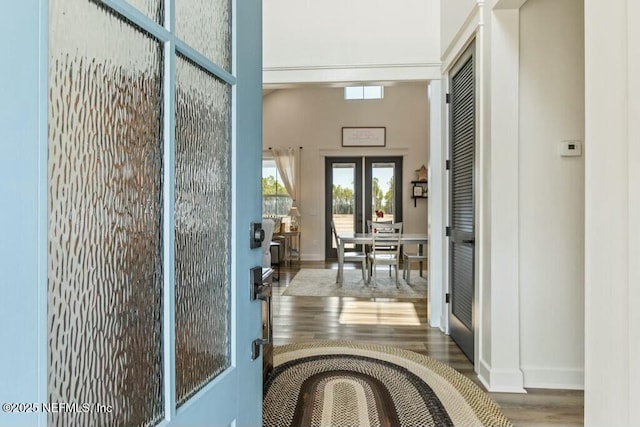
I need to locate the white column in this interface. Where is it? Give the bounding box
[585,0,639,425]
[428,80,445,329]
[477,5,525,393]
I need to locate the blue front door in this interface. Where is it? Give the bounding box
[0,1,263,426]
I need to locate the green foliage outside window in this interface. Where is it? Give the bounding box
[262,175,291,216]
[332,177,394,215]
[332,184,354,214]
[262,176,287,195]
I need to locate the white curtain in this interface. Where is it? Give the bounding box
[272,147,300,209]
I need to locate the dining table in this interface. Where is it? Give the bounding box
[336,232,429,286]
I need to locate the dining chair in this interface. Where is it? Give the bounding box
[367,222,403,288]
[366,218,395,276]
[331,219,368,282]
[403,248,428,284]
[366,219,393,233]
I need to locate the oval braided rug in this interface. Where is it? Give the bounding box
[263,342,512,427]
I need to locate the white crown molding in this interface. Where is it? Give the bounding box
[263,63,441,85]
[264,62,441,72]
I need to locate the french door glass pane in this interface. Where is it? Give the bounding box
[332,163,357,249]
[175,54,232,405]
[48,1,164,426]
[370,162,395,222]
[176,0,232,71]
[126,0,163,23]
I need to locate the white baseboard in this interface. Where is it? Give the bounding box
[300,253,324,261]
[478,358,527,393]
[429,316,441,329]
[521,366,584,390]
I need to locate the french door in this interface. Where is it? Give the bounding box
[448,43,476,363]
[0,1,263,426]
[325,156,403,259]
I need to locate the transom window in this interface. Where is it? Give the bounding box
[344,85,384,100]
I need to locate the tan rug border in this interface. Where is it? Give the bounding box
[274,341,513,427]
[282,268,428,298]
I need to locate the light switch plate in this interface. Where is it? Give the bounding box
[560,140,582,157]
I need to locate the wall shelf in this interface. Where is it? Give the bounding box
[410,180,428,207]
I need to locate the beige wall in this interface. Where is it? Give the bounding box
[263,84,429,260]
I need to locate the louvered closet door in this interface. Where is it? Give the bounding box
[448,44,476,363]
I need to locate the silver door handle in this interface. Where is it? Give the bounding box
[251,292,272,360]
[250,266,273,360]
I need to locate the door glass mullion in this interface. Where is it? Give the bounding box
[162,37,177,418]
[98,0,235,85]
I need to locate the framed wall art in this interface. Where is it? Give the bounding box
[341,127,386,147]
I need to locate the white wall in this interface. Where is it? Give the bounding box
[585,0,639,424]
[518,0,585,389]
[263,0,441,83]
[263,84,429,260]
[440,0,477,56]
[630,2,640,423]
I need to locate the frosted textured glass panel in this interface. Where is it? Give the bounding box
[176,0,231,71]
[175,55,232,405]
[48,1,164,426]
[126,0,163,23]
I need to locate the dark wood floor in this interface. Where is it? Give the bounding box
[271,261,584,427]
